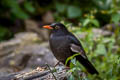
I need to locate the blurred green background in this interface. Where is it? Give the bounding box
[0,0,120,41]
[0,0,120,80]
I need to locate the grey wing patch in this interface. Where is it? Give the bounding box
[70,43,87,59]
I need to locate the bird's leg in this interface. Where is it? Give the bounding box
[54,61,60,67]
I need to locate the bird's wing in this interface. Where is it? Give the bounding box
[67,34,88,59]
[67,33,99,75]
[70,43,87,59]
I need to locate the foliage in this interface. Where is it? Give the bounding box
[65,26,120,80]
[0,0,35,20]
[0,0,35,41]
[54,0,120,27]
[0,0,120,41]
[0,26,12,41]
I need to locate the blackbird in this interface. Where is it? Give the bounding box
[43,22,99,74]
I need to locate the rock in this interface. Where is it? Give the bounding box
[0,32,40,57]
[25,19,49,41]
[0,32,57,75]
[76,28,112,39]
[42,11,54,23]
[102,23,120,32]
[92,28,113,37]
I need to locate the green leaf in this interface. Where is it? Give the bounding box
[70,62,74,69]
[3,0,29,19]
[95,43,107,55]
[67,6,81,18]
[0,27,8,37]
[91,19,100,27]
[68,67,77,73]
[93,0,112,9]
[112,13,120,24]
[0,26,11,41]
[56,3,67,13]
[68,75,74,80]
[11,8,29,19]
[65,53,80,65]
[83,19,90,27]
[24,2,35,13]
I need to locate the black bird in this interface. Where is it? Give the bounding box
[43,22,99,74]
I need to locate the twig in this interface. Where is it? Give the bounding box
[46,63,57,80]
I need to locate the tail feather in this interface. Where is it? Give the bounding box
[76,56,99,74]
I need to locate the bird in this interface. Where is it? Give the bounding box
[43,22,99,74]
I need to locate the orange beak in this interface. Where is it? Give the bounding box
[43,25,53,29]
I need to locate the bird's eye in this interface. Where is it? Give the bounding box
[55,26,60,29]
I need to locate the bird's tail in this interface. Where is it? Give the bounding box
[76,56,99,75]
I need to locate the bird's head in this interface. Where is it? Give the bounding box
[43,22,67,31]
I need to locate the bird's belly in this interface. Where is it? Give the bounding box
[51,42,72,62]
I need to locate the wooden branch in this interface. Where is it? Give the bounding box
[13,66,68,80]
